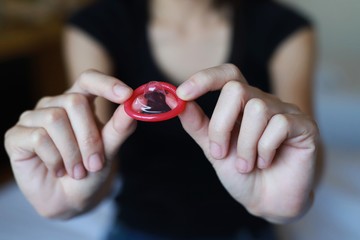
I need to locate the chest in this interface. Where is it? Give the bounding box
[147,22,232,85]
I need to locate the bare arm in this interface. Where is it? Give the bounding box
[63,25,115,123]
[270,27,316,116]
[270,27,323,187]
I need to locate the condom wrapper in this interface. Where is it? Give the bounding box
[124,81,186,122]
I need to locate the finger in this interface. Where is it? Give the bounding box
[102,104,137,160]
[38,94,104,173]
[19,108,85,179]
[177,64,247,101]
[257,113,318,167]
[236,98,272,173]
[236,97,302,172]
[178,101,211,160]
[208,81,245,159]
[5,125,64,178]
[66,69,133,103]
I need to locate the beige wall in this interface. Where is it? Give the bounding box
[275,2,360,239]
[278,0,360,88]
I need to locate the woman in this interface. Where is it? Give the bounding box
[4,0,319,239]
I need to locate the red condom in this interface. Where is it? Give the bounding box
[124,81,186,122]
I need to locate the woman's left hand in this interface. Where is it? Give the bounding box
[177,64,319,224]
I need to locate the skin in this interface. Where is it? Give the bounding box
[4,0,320,224]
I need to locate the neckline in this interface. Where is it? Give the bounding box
[141,3,241,86]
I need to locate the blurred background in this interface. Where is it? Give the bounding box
[276,0,360,239]
[0,0,94,181]
[0,0,359,239]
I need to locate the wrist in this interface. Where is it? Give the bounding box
[247,190,315,224]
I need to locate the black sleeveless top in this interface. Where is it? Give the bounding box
[68,0,311,237]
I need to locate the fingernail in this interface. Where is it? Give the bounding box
[177,81,195,100]
[73,163,86,179]
[56,168,65,178]
[114,84,131,99]
[88,153,103,172]
[210,142,224,159]
[237,159,248,173]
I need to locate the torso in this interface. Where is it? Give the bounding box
[67,0,311,236]
[148,7,233,84]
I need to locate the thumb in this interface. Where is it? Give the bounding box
[102,104,136,159]
[178,101,210,157]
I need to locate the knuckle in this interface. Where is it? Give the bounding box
[30,128,50,148]
[222,81,249,105]
[223,63,241,78]
[311,126,321,147]
[304,115,320,140]
[192,71,210,85]
[287,102,301,113]
[272,113,290,127]
[223,80,245,94]
[4,128,13,142]
[78,69,97,81]
[245,98,268,116]
[64,94,88,108]
[36,96,52,108]
[83,134,101,147]
[76,69,99,90]
[44,108,67,125]
[19,110,32,121]
[4,128,16,152]
[310,118,320,135]
[188,71,214,94]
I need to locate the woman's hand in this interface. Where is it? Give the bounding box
[4,70,136,219]
[177,64,319,224]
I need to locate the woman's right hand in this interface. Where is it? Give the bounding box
[4,70,136,219]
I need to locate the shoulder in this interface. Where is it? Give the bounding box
[243,1,313,61]
[67,0,137,33]
[246,1,312,26]
[65,0,146,62]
